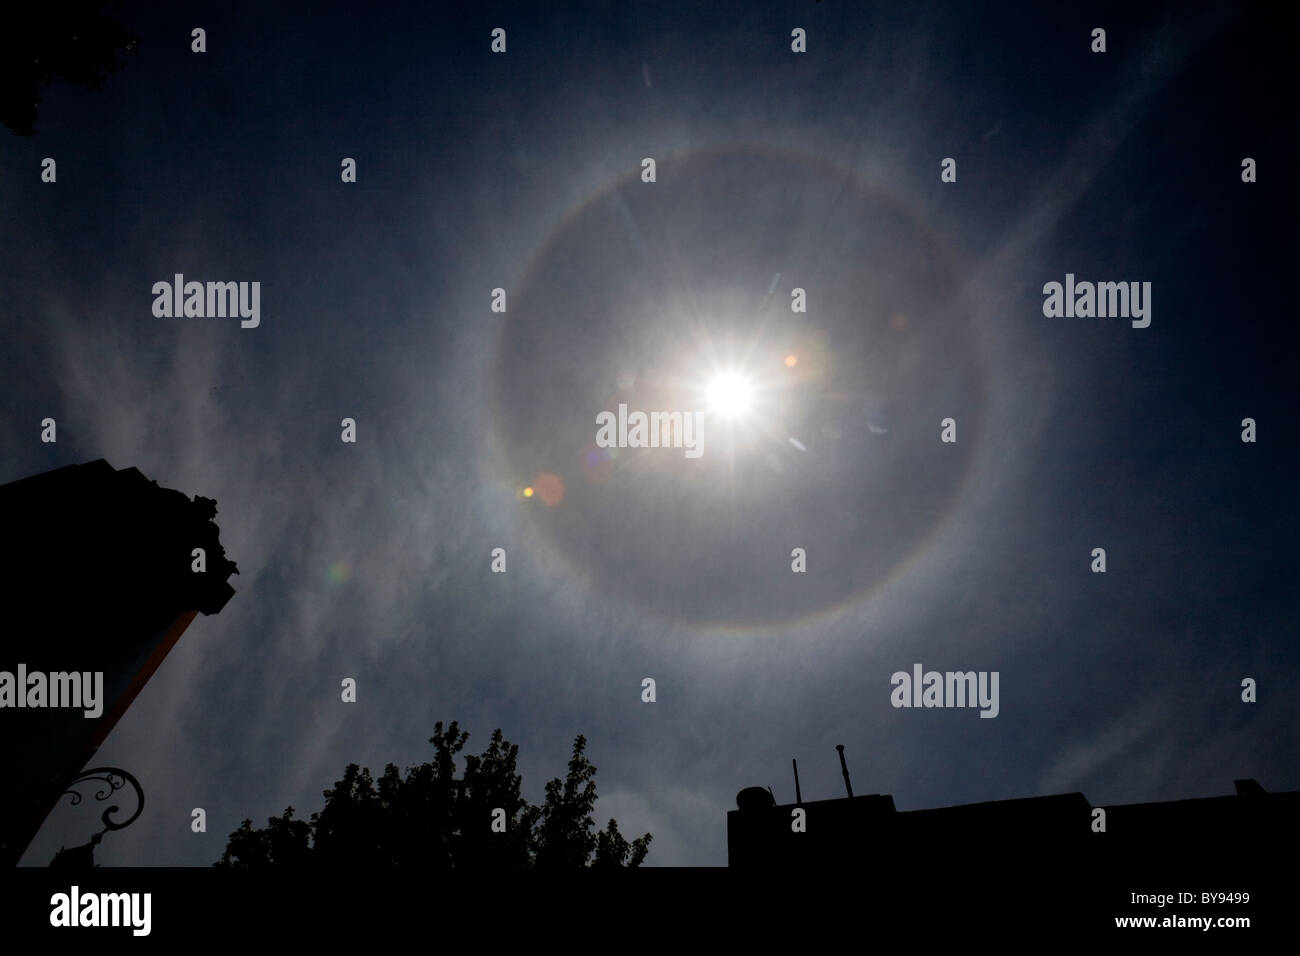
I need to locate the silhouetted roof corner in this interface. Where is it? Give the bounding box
[195,577,237,616]
[171,484,240,615]
[0,458,239,631]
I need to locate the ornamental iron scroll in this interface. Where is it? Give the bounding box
[48,767,144,867]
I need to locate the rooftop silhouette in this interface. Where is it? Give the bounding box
[729,748,1298,880]
[0,460,237,865]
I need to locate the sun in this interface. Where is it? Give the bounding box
[704,371,755,420]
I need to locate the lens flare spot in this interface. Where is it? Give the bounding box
[784,354,798,367]
[523,486,534,498]
[583,444,616,483]
[534,472,565,507]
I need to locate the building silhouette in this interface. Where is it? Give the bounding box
[729,750,1299,882]
[0,460,237,865]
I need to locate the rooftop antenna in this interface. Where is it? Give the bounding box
[792,758,803,804]
[836,744,854,798]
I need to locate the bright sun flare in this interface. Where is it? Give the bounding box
[705,371,755,419]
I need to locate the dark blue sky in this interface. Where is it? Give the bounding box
[3,0,1296,866]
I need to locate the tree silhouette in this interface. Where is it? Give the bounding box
[1,2,140,138]
[216,722,651,868]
